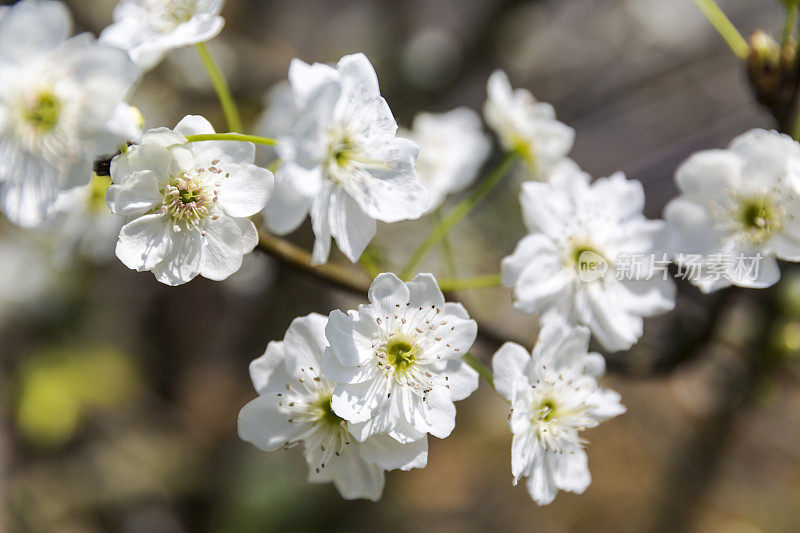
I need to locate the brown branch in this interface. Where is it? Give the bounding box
[256,230,371,295]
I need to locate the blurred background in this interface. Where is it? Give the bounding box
[2,0,799,531]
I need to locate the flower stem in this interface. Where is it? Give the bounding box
[195,42,243,133]
[785,3,799,45]
[691,0,749,60]
[438,273,503,292]
[400,152,517,280]
[184,133,277,146]
[434,209,458,277]
[462,352,494,389]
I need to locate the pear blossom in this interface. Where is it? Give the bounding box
[238,313,427,501]
[323,273,479,443]
[255,80,296,161]
[100,0,225,70]
[483,70,574,178]
[664,129,800,292]
[263,53,429,264]
[501,164,675,351]
[492,320,625,505]
[0,0,140,228]
[47,175,124,266]
[106,115,273,285]
[403,108,490,211]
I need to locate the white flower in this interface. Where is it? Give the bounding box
[254,80,297,161]
[483,70,574,178]
[322,273,479,443]
[402,108,490,211]
[100,0,225,70]
[47,175,124,266]
[664,129,800,292]
[492,320,625,505]
[106,115,274,285]
[238,313,428,501]
[501,164,675,351]
[0,0,140,228]
[263,53,429,264]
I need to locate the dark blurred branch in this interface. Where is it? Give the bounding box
[256,230,371,295]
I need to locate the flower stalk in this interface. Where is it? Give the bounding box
[195,42,243,133]
[184,133,277,146]
[691,0,749,59]
[400,152,517,280]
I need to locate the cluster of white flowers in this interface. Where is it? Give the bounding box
[239,273,476,499]
[0,0,139,227]
[4,0,800,509]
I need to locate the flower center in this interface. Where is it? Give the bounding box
[737,195,781,243]
[24,91,60,133]
[537,398,558,423]
[161,171,217,230]
[330,136,356,168]
[145,0,197,32]
[384,338,417,373]
[314,396,344,427]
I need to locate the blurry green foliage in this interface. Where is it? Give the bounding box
[15,345,141,448]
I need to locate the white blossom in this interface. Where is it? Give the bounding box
[323,273,479,443]
[501,164,675,351]
[254,80,296,161]
[0,0,140,228]
[47,175,124,266]
[664,128,800,292]
[402,108,490,211]
[106,115,273,285]
[483,70,574,178]
[100,0,225,70]
[263,53,429,264]
[238,313,428,501]
[492,319,625,505]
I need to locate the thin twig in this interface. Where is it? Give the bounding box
[691,0,750,60]
[195,42,243,132]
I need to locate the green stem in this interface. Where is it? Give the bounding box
[400,152,517,280]
[784,3,799,45]
[692,0,749,59]
[434,209,458,277]
[462,352,494,389]
[184,133,276,146]
[438,274,502,292]
[195,42,243,133]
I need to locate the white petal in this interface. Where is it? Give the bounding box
[0,0,71,63]
[368,273,410,313]
[110,144,173,187]
[329,188,377,262]
[675,149,743,202]
[325,310,373,367]
[263,164,316,235]
[406,273,446,309]
[237,395,306,452]
[318,443,385,501]
[105,171,162,217]
[151,227,203,285]
[492,342,531,401]
[439,358,479,401]
[115,214,170,271]
[359,434,428,471]
[199,216,244,281]
[174,115,215,136]
[217,164,274,217]
[232,217,258,253]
